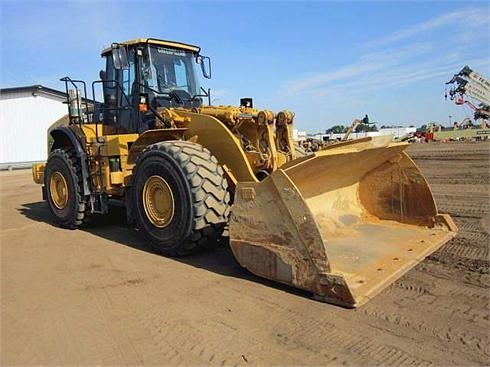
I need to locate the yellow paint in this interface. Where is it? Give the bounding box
[230,136,457,307]
[142,175,175,228]
[110,172,124,185]
[49,171,69,209]
[101,38,200,55]
[32,163,45,184]
[175,109,258,183]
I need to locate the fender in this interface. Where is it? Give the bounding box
[49,126,91,196]
[174,110,258,186]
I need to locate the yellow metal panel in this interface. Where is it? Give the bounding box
[126,129,187,165]
[81,125,139,157]
[101,134,140,157]
[101,38,200,55]
[81,124,104,140]
[110,172,124,185]
[174,110,258,183]
[32,163,45,184]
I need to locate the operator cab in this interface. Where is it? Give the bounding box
[99,38,211,133]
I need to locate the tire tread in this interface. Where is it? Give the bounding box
[45,149,88,229]
[139,141,230,255]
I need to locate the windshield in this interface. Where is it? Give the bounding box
[144,45,200,97]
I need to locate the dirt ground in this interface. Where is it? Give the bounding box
[1,141,489,366]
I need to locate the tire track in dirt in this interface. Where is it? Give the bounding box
[390,277,489,325]
[457,231,489,244]
[364,275,489,365]
[416,256,489,288]
[238,294,437,366]
[273,316,434,366]
[106,275,225,366]
[438,239,488,260]
[432,185,490,195]
[156,281,439,366]
[92,268,308,366]
[456,217,488,232]
[436,200,489,218]
[361,304,489,362]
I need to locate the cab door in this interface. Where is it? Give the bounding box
[116,48,138,132]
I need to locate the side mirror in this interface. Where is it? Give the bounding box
[112,45,129,70]
[197,55,212,79]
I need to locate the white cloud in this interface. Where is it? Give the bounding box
[368,7,488,48]
[282,42,433,96]
[326,58,489,94]
[279,7,489,102]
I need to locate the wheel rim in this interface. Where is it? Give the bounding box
[49,171,69,209]
[143,175,175,228]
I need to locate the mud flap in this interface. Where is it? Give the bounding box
[229,137,457,307]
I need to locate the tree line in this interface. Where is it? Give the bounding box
[325,123,378,134]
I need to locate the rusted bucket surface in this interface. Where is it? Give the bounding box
[229,137,457,307]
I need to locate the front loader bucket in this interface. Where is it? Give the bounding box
[229,136,457,307]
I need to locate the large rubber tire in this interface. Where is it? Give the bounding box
[132,140,231,256]
[44,149,88,229]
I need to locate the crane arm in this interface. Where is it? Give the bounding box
[342,119,361,141]
[446,66,490,121]
[342,115,370,141]
[462,100,490,118]
[463,82,490,106]
[458,66,490,93]
[447,66,490,106]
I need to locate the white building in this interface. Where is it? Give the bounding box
[0,85,68,168]
[292,128,307,141]
[378,126,416,139]
[320,127,416,141]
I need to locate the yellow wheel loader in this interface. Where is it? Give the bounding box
[32,38,457,307]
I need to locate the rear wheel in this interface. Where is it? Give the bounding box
[44,149,88,228]
[132,141,230,256]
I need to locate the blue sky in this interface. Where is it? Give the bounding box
[1,1,489,132]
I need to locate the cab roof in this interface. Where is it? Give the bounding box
[101,38,201,56]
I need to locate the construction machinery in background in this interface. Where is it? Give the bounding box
[433,66,490,141]
[453,117,473,130]
[31,38,457,307]
[446,65,490,120]
[342,114,371,141]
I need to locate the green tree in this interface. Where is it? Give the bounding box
[355,123,378,133]
[326,125,346,134]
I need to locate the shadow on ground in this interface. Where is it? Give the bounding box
[19,201,311,300]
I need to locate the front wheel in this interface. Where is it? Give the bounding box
[132,141,230,256]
